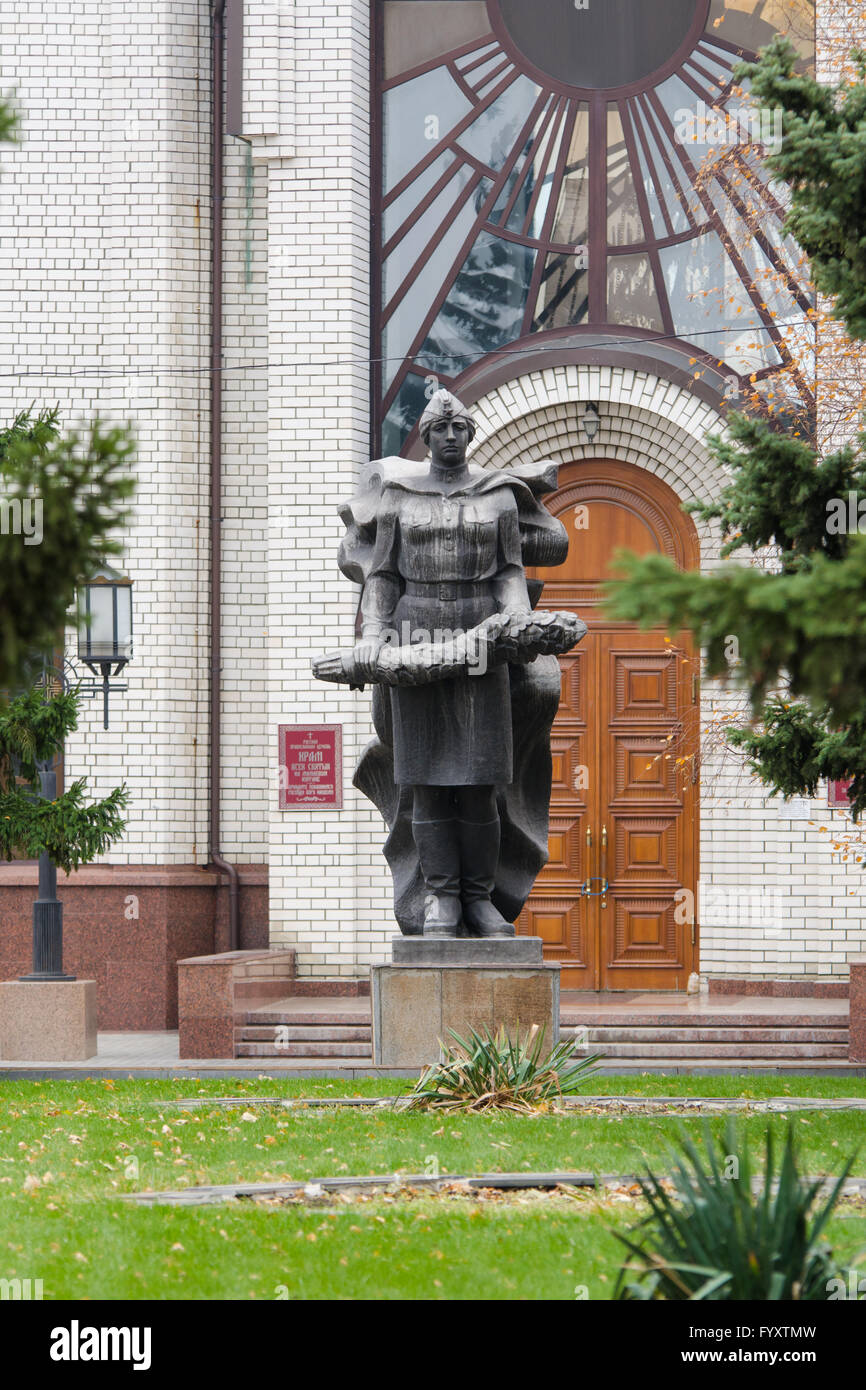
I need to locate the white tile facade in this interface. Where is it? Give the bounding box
[1,0,863,981]
[1,0,214,864]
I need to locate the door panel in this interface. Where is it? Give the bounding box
[518,460,699,990]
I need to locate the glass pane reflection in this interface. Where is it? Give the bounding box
[382,372,434,456]
[707,0,813,60]
[455,74,542,171]
[384,68,472,193]
[607,253,663,331]
[533,252,588,331]
[708,178,812,328]
[551,107,589,245]
[631,101,690,234]
[420,230,536,376]
[383,150,456,243]
[660,232,781,372]
[607,107,645,247]
[520,106,570,240]
[382,185,489,389]
[489,98,555,223]
[384,3,492,80]
[383,164,478,304]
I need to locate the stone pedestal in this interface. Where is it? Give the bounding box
[0,980,97,1061]
[371,938,559,1068]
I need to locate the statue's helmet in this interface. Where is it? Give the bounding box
[418,388,476,446]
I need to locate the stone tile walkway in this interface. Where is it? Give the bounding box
[559,991,848,1017]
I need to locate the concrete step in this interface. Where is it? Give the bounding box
[560,1012,848,1030]
[246,1009,847,1030]
[569,1026,849,1045]
[235,1041,374,1059]
[244,1009,372,1027]
[235,1004,848,1062]
[239,1026,372,1043]
[571,1041,849,1060]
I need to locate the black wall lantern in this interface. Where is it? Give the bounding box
[77,566,134,728]
[582,402,600,444]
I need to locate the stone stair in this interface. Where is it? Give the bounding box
[235,997,849,1064]
[560,1009,849,1063]
[235,1003,373,1059]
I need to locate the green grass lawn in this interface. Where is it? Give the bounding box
[2,1076,865,1299]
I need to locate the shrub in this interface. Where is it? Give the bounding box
[402,1023,602,1114]
[615,1117,855,1300]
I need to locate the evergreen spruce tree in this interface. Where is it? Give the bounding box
[606,37,866,819]
[0,685,128,872]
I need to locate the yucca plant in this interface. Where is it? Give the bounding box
[615,1117,855,1300]
[402,1023,602,1113]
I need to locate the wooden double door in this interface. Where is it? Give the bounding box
[519,460,700,991]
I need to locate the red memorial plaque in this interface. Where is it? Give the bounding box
[828,778,852,809]
[279,724,342,808]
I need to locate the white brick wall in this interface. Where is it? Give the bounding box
[243,2,389,974]
[0,0,214,864]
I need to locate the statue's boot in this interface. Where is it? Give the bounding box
[458,817,515,937]
[413,819,462,937]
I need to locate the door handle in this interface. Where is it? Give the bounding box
[583,824,609,900]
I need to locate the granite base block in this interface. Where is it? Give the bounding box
[0,980,97,1061]
[391,936,544,967]
[371,959,560,1068]
[850,955,866,1062]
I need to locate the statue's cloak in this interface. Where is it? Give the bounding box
[338,457,569,935]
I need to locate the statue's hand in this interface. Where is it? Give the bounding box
[494,609,536,664]
[352,636,385,680]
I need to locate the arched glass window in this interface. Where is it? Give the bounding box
[373,0,815,454]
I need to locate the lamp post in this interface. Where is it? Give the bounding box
[77,566,133,729]
[19,759,76,981]
[19,569,134,983]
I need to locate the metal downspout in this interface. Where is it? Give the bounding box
[209,0,240,949]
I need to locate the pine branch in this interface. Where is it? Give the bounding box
[0,781,129,874]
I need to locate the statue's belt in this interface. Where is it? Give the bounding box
[403,579,492,601]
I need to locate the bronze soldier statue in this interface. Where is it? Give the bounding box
[323,389,582,939]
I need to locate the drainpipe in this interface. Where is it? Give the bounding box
[209,0,240,950]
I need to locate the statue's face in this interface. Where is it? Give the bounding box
[428,415,470,469]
